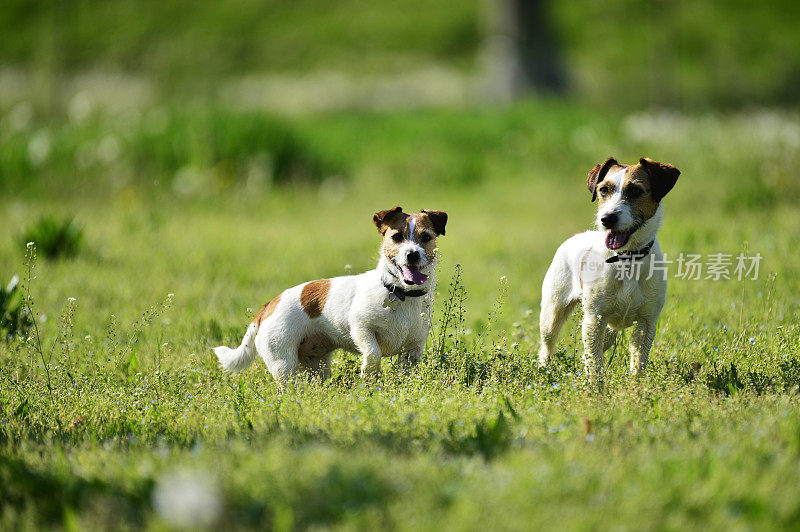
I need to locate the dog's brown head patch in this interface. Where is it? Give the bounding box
[373,207,447,263]
[375,206,410,263]
[373,206,405,235]
[254,293,282,325]
[638,157,680,203]
[587,157,622,202]
[420,210,447,236]
[586,157,628,201]
[602,163,658,221]
[594,157,681,224]
[301,279,331,318]
[411,210,446,257]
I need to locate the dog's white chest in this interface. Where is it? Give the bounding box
[373,299,426,354]
[381,300,420,329]
[606,279,645,327]
[594,260,667,329]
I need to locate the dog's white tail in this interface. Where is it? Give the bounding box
[213,322,259,373]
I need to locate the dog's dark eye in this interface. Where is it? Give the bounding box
[420,233,432,243]
[626,186,644,198]
[391,232,404,243]
[598,186,610,196]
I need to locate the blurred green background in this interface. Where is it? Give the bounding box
[2,0,800,112]
[2,0,799,196]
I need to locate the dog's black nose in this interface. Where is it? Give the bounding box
[406,250,420,264]
[601,213,618,229]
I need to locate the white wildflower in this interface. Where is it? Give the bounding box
[153,470,221,528]
[28,130,51,166]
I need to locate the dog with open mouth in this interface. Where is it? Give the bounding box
[537,157,680,383]
[213,206,447,384]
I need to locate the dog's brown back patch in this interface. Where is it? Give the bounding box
[254,293,281,325]
[301,279,331,318]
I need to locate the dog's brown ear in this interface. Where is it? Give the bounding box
[640,158,680,203]
[588,157,618,201]
[421,210,448,236]
[373,206,404,234]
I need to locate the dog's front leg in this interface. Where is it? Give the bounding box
[399,336,426,370]
[628,320,656,377]
[352,327,383,377]
[581,313,607,384]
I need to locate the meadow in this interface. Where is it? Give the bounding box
[4,2,800,528]
[1,98,800,529]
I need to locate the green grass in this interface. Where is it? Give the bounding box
[2,101,800,529]
[0,0,480,79]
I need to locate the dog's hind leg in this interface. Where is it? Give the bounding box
[538,250,580,367]
[538,275,577,367]
[538,300,577,367]
[263,343,300,386]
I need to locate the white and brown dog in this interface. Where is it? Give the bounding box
[537,157,680,382]
[214,206,447,384]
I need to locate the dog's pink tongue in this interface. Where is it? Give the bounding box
[401,265,428,285]
[605,230,630,250]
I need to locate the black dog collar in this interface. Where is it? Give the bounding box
[382,280,427,301]
[606,240,655,264]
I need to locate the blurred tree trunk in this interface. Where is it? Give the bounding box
[486,0,567,97]
[508,0,566,93]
